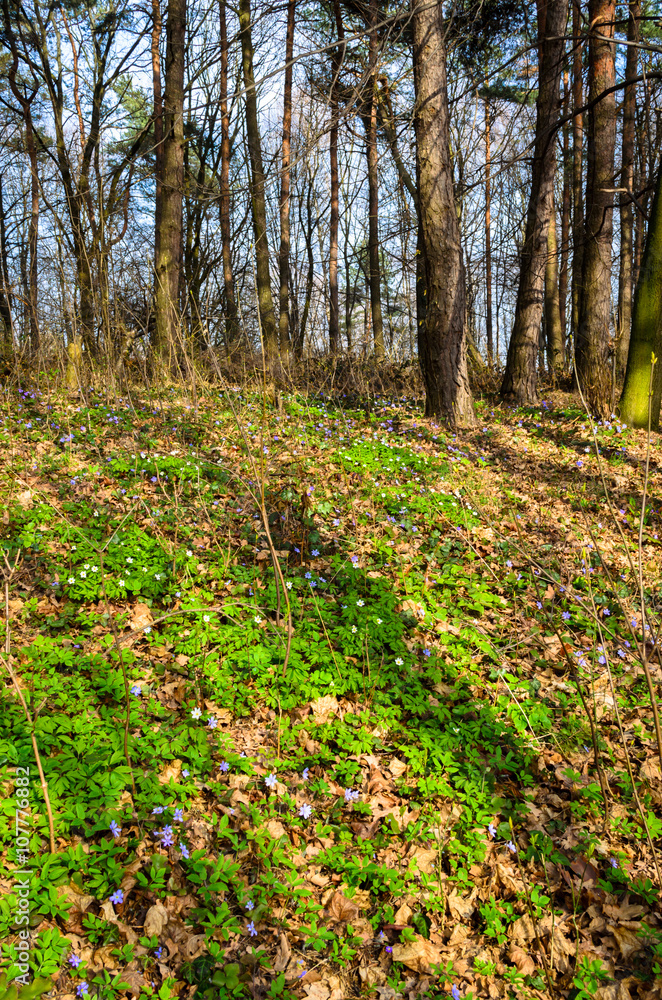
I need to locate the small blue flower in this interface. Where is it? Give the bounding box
[68,954,81,968]
[173,808,184,822]
[610,857,618,869]
[130,685,141,696]
[157,826,175,847]
[451,986,461,1000]
[245,899,254,910]
[506,840,517,854]
[246,920,257,936]
[562,611,571,620]
[109,889,124,906]
[109,820,121,839]
[299,803,312,819]
[344,788,359,803]
[265,773,277,789]
[488,823,497,839]
[182,769,190,777]
[76,984,89,997]
[152,806,165,815]
[179,842,190,859]
[219,761,230,773]
[302,767,310,780]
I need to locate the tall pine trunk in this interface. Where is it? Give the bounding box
[545,194,565,371]
[619,158,662,429]
[485,96,493,365]
[364,0,384,358]
[617,0,639,374]
[571,0,584,343]
[329,0,344,355]
[219,0,240,349]
[278,0,295,356]
[239,0,278,357]
[412,0,473,425]
[559,67,571,340]
[576,0,616,416]
[153,0,186,361]
[152,0,163,272]
[500,0,566,403]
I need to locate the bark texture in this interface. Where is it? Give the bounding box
[619,159,662,430]
[500,0,566,404]
[363,0,384,359]
[239,0,278,357]
[329,0,344,355]
[278,0,295,356]
[545,196,565,371]
[412,0,473,426]
[153,0,186,360]
[576,0,616,415]
[617,0,639,373]
[571,0,584,346]
[219,0,240,349]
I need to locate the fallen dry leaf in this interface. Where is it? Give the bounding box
[310,695,339,723]
[391,934,441,973]
[325,890,360,923]
[143,901,169,937]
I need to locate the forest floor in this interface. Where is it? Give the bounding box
[1,374,662,1000]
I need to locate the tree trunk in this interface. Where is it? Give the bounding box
[0,178,13,352]
[545,194,565,371]
[576,0,616,416]
[500,0,566,404]
[239,0,278,357]
[329,0,344,355]
[571,0,584,344]
[619,158,662,429]
[24,121,39,353]
[152,0,163,267]
[153,0,186,361]
[363,0,384,359]
[485,96,493,365]
[219,0,240,349]
[278,0,295,356]
[412,0,473,426]
[3,10,40,352]
[559,67,571,340]
[297,185,315,359]
[617,0,639,374]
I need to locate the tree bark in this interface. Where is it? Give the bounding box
[363,0,384,359]
[152,0,163,268]
[559,66,571,340]
[485,96,493,365]
[571,0,584,344]
[0,178,13,352]
[619,157,662,430]
[329,0,344,355]
[412,0,473,425]
[3,2,40,352]
[153,0,186,361]
[617,0,639,374]
[576,0,616,416]
[500,0,567,404]
[219,0,240,349]
[239,0,278,357]
[278,0,295,356]
[545,193,565,371]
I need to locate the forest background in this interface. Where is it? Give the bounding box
[1,2,662,1000]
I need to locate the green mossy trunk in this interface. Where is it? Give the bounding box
[619,161,662,430]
